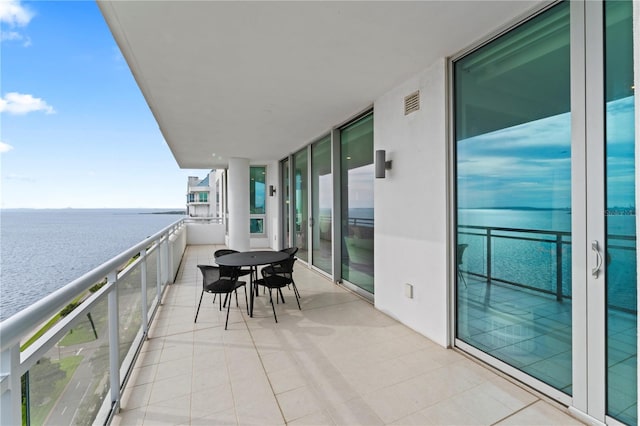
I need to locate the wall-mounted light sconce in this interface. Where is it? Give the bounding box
[269,185,276,196]
[375,150,393,178]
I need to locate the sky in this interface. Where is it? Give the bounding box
[1,0,206,209]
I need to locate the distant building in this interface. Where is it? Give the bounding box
[186,170,217,218]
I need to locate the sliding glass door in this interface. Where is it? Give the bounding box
[293,148,309,262]
[311,136,332,274]
[454,1,636,423]
[281,158,290,247]
[455,1,572,393]
[341,113,374,294]
[604,1,636,423]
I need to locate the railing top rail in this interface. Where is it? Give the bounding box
[459,224,572,237]
[0,218,185,352]
[459,224,635,241]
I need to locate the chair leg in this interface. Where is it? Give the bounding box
[294,288,301,310]
[458,269,468,288]
[224,292,231,330]
[268,288,278,323]
[194,289,204,323]
[244,286,249,315]
[235,289,239,307]
[278,288,285,304]
[291,280,301,299]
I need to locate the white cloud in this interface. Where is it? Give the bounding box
[0,92,55,115]
[0,141,14,153]
[1,30,20,41]
[1,30,31,46]
[0,0,33,27]
[3,173,35,182]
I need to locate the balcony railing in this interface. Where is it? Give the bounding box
[458,224,637,312]
[0,218,187,426]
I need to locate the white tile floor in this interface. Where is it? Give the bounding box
[112,245,583,425]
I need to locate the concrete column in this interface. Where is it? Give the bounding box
[228,158,250,251]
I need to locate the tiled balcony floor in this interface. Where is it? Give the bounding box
[112,245,583,425]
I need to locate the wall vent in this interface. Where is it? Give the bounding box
[404,90,420,115]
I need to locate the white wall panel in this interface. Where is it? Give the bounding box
[373,59,449,347]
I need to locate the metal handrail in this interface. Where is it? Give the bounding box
[0,218,184,352]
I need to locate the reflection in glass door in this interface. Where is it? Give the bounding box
[341,113,374,293]
[604,1,636,423]
[311,136,332,274]
[455,2,572,394]
[293,148,309,262]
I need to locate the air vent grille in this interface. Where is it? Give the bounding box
[404,91,420,115]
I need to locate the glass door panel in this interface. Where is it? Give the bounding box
[249,166,266,235]
[311,136,332,274]
[293,148,309,262]
[455,2,572,394]
[281,159,290,247]
[605,1,636,423]
[341,113,374,293]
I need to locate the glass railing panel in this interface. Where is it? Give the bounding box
[145,248,159,319]
[118,266,143,365]
[24,298,110,426]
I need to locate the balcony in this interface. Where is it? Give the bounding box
[0,220,583,425]
[111,246,581,425]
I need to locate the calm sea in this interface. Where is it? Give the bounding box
[0,209,185,321]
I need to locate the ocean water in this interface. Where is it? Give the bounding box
[0,209,185,321]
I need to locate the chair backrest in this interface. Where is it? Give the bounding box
[280,247,298,257]
[266,256,296,276]
[214,249,238,259]
[457,244,468,266]
[197,264,240,289]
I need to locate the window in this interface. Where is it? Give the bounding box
[250,166,266,234]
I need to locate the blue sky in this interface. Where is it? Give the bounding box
[1,0,205,209]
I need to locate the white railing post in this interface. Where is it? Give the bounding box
[0,344,21,426]
[140,249,148,337]
[157,246,162,304]
[162,233,169,285]
[159,238,166,286]
[107,271,120,410]
[168,229,174,284]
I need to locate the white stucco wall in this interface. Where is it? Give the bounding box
[373,58,450,347]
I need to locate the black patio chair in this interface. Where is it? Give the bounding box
[195,264,247,329]
[261,247,300,298]
[254,257,300,323]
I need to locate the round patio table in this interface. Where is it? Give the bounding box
[215,250,289,317]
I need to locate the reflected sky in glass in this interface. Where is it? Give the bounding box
[458,96,635,209]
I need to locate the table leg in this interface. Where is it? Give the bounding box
[250,266,257,317]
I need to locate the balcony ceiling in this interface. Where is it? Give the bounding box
[98,1,542,169]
